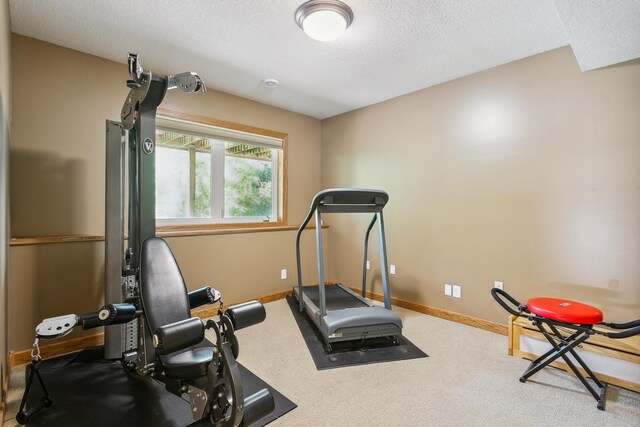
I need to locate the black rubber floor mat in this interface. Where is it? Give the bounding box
[286,295,428,370]
[22,347,296,427]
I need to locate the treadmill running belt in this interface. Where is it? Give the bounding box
[302,284,368,310]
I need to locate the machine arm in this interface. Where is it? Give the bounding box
[188,286,221,310]
[168,71,206,93]
[80,303,140,329]
[35,303,141,340]
[121,53,206,130]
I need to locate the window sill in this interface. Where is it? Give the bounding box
[157,222,327,238]
[9,223,328,246]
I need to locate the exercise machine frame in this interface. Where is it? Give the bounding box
[104,53,206,366]
[18,54,274,426]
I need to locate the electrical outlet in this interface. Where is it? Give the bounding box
[366,260,370,270]
[494,281,503,290]
[281,269,287,280]
[390,264,396,275]
[444,284,452,296]
[452,285,461,298]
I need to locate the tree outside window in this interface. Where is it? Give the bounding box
[155,125,282,225]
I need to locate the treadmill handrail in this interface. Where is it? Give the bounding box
[296,188,390,312]
[295,197,316,311]
[361,215,377,297]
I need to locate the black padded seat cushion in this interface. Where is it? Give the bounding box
[161,346,214,380]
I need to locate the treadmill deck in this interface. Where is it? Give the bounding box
[301,284,369,310]
[294,284,402,344]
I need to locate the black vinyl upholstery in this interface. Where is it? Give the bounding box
[161,347,214,379]
[154,317,205,355]
[140,237,191,330]
[140,237,212,379]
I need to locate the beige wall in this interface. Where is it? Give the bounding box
[322,47,640,325]
[8,35,323,350]
[0,0,7,114]
[8,37,640,350]
[10,35,322,236]
[1,0,10,406]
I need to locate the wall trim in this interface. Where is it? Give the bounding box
[351,287,508,336]
[9,224,328,246]
[10,234,105,246]
[9,289,293,368]
[9,333,104,368]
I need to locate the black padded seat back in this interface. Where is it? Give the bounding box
[140,237,191,333]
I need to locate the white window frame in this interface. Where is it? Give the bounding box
[155,114,284,227]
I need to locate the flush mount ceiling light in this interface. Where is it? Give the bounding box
[295,0,354,42]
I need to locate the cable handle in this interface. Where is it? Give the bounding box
[599,324,640,339]
[599,318,640,330]
[490,288,526,317]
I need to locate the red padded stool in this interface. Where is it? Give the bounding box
[526,298,603,325]
[518,298,607,408]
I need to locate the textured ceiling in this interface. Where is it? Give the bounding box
[7,1,640,119]
[554,0,640,71]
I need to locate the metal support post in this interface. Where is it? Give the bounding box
[104,120,125,359]
[315,212,326,317]
[361,215,377,297]
[377,211,392,309]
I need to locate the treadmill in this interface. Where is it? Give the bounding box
[293,188,403,352]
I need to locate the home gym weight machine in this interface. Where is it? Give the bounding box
[17,54,274,426]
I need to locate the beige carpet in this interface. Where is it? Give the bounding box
[4,299,639,426]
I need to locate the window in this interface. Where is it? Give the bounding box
[155,111,286,227]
